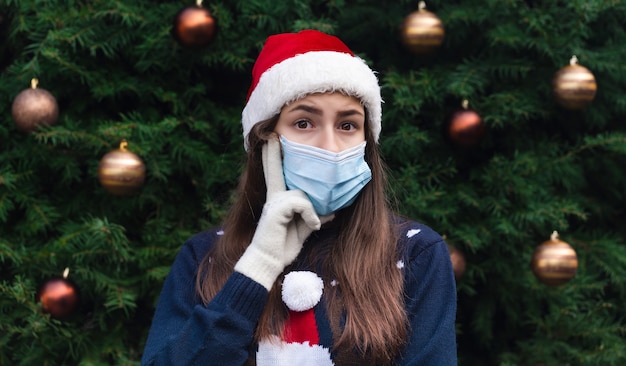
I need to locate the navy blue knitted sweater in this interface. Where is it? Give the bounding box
[141,217,457,365]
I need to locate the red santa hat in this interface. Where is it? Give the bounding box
[242,29,382,150]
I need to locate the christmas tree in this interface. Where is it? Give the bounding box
[1,0,626,364]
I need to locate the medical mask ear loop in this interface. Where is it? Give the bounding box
[279,136,367,163]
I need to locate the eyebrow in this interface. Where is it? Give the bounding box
[286,104,364,118]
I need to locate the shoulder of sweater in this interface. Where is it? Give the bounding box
[180,228,223,265]
[392,215,446,256]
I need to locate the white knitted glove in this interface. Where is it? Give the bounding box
[234,138,325,290]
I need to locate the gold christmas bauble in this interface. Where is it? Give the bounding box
[98,140,146,195]
[172,1,217,47]
[447,100,486,147]
[11,78,59,133]
[552,56,597,110]
[531,231,578,286]
[400,1,444,55]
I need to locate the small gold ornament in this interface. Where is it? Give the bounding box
[531,231,578,286]
[552,55,597,110]
[447,100,486,147]
[172,0,217,47]
[400,1,445,55]
[98,140,146,195]
[11,78,59,133]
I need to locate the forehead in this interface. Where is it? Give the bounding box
[285,92,364,107]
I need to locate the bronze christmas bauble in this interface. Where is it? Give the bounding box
[98,140,146,195]
[11,78,59,133]
[447,244,466,281]
[400,1,445,55]
[172,1,217,47]
[447,100,486,147]
[552,55,597,110]
[36,268,80,320]
[531,231,578,286]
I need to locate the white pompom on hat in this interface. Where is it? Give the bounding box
[241,29,382,150]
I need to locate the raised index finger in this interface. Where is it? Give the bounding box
[261,137,286,200]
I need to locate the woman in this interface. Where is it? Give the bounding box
[141,30,457,365]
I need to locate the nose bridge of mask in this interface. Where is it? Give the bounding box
[280,135,366,161]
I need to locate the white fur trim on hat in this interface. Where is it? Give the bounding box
[242,51,382,150]
[282,271,324,312]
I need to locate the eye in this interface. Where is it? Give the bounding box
[295,119,311,129]
[339,122,356,131]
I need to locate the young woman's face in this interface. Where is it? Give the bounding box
[274,92,366,152]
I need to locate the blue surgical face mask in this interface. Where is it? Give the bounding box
[279,135,372,216]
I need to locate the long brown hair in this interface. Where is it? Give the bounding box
[196,113,406,363]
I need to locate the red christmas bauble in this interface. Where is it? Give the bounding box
[448,245,466,281]
[36,273,80,319]
[447,101,485,147]
[172,4,217,47]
